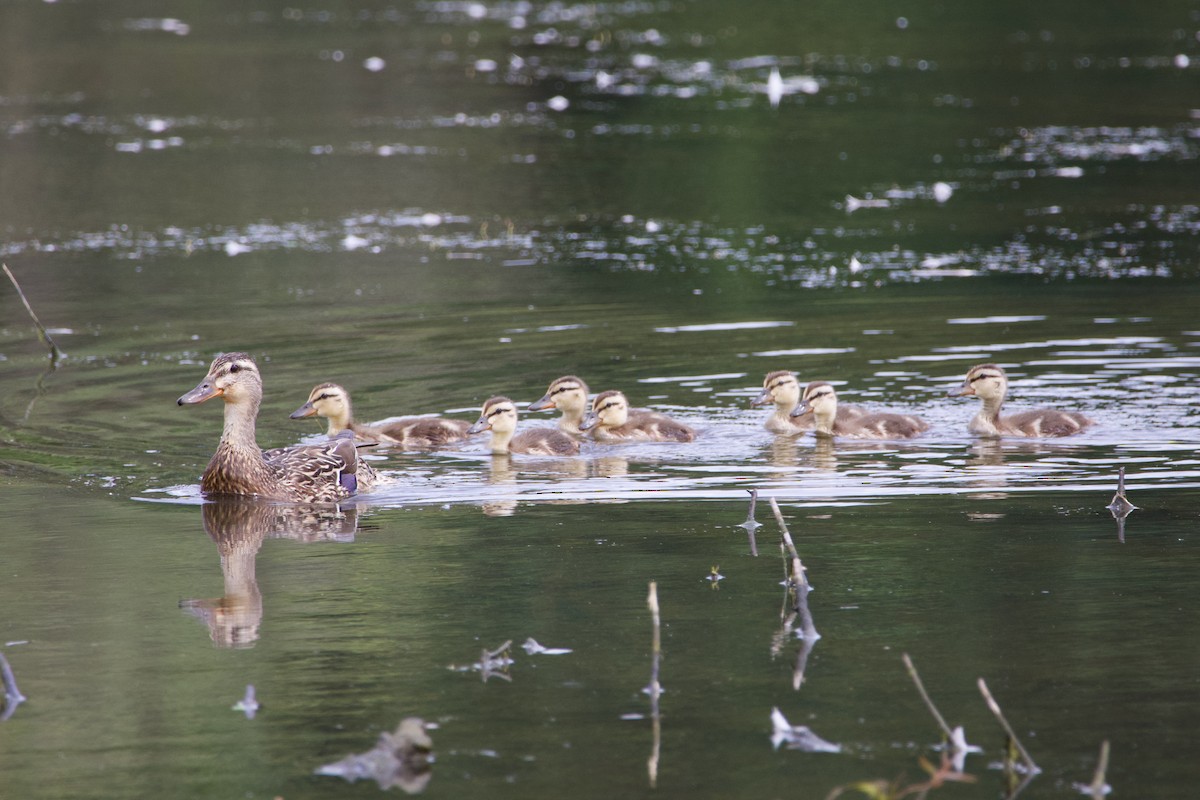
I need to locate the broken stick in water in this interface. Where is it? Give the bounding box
[977,677,1040,775]
[1106,466,1136,517]
[739,488,763,556]
[3,263,65,365]
[646,581,662,788]
[902,653,979,770]
[0,651,27,722]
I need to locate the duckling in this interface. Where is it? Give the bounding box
[290,383,469,448]
[950,363,1091,437]
[751,370,867,433]
[579,390,696,442]
[527,375,591,436]
[468,396,580,456]
[790,381,929,439]
[178,353,374,502]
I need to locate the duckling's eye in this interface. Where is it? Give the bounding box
[229,364,241,374]
[970,373,995,383]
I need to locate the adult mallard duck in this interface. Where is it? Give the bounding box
[791,381,929,439]
[527,375,591,436]
[290,382,470,448]
[950,363,1091,437]
[751,370,866,433]
[178,353,374,502]
[579,390,695,442]
[468,396,580,455]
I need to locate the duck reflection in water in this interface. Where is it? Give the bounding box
[180,498,360,647]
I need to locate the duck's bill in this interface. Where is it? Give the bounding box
[178,381,222,405]
[578,414,598,431]
[289,401,316,419]
[788,402,812,419]
[466,418,491,435]
[749,388,773,407]
[526,395,554,411]
[948,383,974,397]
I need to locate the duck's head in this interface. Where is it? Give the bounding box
[580,390,629,431]
[178,352,262,406]
[528,375,589,413]
[751,370,800,408]
[951,364,1007,401]
[789,381,836,420]
[290,383,352,427]
[469,396,518,435]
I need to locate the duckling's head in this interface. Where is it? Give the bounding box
[951,364,1008,401]
[789,381,837,421]
[178,352,262,406]
[290,383,352,429]
[468,396,518,435]
[580,390,629,431]
[528,375,590,413]
[751,370,800,408]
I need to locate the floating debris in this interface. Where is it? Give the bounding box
[1106,466,1137,543]
[843,194,891,212]
[707,565,724,585]
[232,684,259,719]
[1072,740,1112,798]
[315,717,433,794]
[769,707,841,753]
[521,637,573,656]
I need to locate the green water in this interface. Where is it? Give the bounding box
[2,1,1199,798]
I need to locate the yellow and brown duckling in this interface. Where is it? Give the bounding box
[950,363,1091,437]
[468,396,581,456]
[178,353,374,502]
[751,370,866,433]
[580,390,696,442]
[790,381,929,439]
[527,375,591,436]
[290,383,470,448]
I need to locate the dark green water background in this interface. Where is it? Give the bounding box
[2,2,1199,798]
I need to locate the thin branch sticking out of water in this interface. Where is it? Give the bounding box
[977,677,1040,776]
[1106,467,1137,543]
[739,488,762,556]
[767,496,819,689]
[902,653,980,771]
[1080,739,1111,799]
[0,652,27,722]
[646,581,662,789]
[3,263,64,366]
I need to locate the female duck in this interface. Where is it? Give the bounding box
[951,364,1091,437]
[468,396,580,456]
[752,370,865,433]
[527,375,591,436]
[580,390,695,442]
[290,382,470,448]
[178,353,374,502]
[790,381,929,439]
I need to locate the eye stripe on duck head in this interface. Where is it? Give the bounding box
[763,370,796,391]
[802,382,836,402]
[482,396,517,416]
[590,390,626,413]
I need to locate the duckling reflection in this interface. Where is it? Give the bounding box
[477,449,590,517]
[180,498,360,647]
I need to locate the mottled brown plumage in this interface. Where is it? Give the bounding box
[950,363,1091,437]
[178,353,374,502]
[791,381,929,439]
[580,390,695,443]
[527,375,592,436]
[468,396,580,455]
[751,370,866,433]
[290,382,470,448]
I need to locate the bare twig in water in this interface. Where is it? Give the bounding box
[646,581,662,788]
[0,651,27,722]
[1106,467,1137,544]
[902,654,980,771]
[977,678,1040,775]
[739,488,763,556]
[3,264,65,365]
[1084,739,1111,799]
[766,496,819,689]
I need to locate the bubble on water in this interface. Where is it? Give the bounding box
[1175,53,1190,68]
[363,56,386,72]
[932,181,953,203]
[547,95,570,111]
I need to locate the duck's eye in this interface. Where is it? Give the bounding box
[229,364,241,374]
